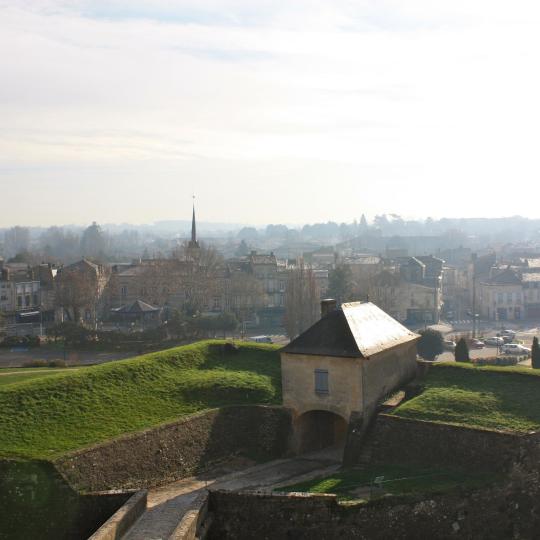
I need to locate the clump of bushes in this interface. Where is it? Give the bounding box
[471,356,518,367]
[0,335,41,348]
[22,359,67,368]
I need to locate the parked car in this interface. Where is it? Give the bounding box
[502,343,531,355]
[249,335,273,344]
[470,339,485,349]
[443,340,456,351]
[500,329,516,338]
[484,336,505,347]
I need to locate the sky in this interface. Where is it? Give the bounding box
[2,1,540,227]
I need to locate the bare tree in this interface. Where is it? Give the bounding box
[55,271,97,323]
[172,242,224,314]
[284,261,320,339]
[225,271,265,323]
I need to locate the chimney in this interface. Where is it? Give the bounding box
[321,299,337,318]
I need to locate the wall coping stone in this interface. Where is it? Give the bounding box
[87,489,147,540]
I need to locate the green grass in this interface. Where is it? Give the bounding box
[0,368,79,387]
[280,463,498,500]
[0,340,281,460]
[392,362,540,432]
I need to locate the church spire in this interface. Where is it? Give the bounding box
[188,196,200,249]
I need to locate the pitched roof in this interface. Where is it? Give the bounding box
[486,267,521,285]
[114,299,160,313]
[522,272,540,283]
[282,302,419,359]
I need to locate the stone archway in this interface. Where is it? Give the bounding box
[295,410,348,454]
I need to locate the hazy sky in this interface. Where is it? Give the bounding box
[2,1,540,227]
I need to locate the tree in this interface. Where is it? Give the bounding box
[225,272,264,324]
[81,222,106,259]
[532,337,540,369]
[55,270,97,323]
[4,226,30,258]
[417,328,444,361]
[455,338,470,362]
[327,265,354,305]
[284,261,320,339]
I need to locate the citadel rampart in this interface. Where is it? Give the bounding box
[207,480,540,540]
[55,405,292,492]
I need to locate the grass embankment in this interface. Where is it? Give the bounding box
[0,368,80,387]
[0,340,281,460]
[281,463,497,501]
[392,362,540,432]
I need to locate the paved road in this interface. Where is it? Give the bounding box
[437,325,540,362]
[124,448,342,540]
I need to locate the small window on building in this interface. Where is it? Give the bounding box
[121,286,127,298]
[314,369,329,395]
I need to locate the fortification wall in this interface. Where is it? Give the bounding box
[0,460,130,540]
[368,414,526,472]
[55,405,292,492]
[208,481,540,540]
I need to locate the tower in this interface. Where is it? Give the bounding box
[188,198,200,250]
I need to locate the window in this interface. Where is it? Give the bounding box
[25,295,30,306]
[121,286,127,298]
[507,292,512,303]
[498,293,503,304]
[17,296,22,307]
[314,369,329,394]
[213,296,221,310]
[32,293,38,306]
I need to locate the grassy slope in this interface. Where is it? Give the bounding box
[0,340,281,460]
[281,463,497,500]
[0,368,80,387]
[392,362,540,432]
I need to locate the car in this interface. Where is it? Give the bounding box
[484,336,505,347]
[500,329,516,338]
[443,339,456,351]
[249,335,273,344]
[470,339,485,349]
[502,343,531,355]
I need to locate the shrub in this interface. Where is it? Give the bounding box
[455,338,470,362]
[23,360,48,368]
[417,328,444,361]
[47,360,67,368]
[532,337,540,369]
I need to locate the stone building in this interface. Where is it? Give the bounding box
[478,267,524,321]
[281,300,419,456]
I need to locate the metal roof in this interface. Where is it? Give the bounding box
[342,302,419,357]
[282,301,419,359]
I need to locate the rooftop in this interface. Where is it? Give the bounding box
[282,301,419,358]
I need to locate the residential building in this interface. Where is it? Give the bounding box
[478,267,523,321]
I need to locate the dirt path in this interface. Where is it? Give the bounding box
[124,448,342,540]
[0,368,79,376]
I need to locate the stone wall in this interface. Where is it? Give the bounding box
[368,414,525,472]
[55,405,292,492]
[208,480,540,540]
[0,460,130,540]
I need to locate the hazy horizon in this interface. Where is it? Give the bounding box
[3,1,540,227]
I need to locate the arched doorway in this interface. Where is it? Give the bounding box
[296,410,348,454]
